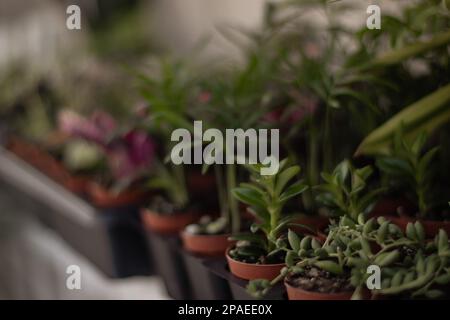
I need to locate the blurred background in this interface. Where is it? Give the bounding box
[0,0,272,300]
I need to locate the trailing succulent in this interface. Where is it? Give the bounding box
[247,214,450,299]
[315,160,385,222]
[376,131,440,218]
[229,159,309,264]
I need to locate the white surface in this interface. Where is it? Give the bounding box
[0,183,169,300]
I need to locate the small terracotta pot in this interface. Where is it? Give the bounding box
[141,208,200,234]
[285,280,353,300]
[88,182,149,208]
[181,232,231,256]
[225,247,285,280]
[380,214,450,238]
[291,216,330,234]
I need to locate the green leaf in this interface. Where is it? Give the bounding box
[435,273,450,285]
[314,261,343,275]
[376,250,400,267]
[232,187,266,207]
[355,83,450,156]
[286,251,298,267]
[438,229,449,253]
[376,157,413,176]
[424,290,444,299]
[288,229,301,252]
[279,181,308,202]
[333,160,351,186]
[361,29,450,69]
[275,166,300,196]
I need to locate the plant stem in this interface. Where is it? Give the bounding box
[215,165,228,219]
[227,163,240,233]
[174,164,188,207]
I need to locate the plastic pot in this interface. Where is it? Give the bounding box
[146,232,192,299]
[203,258,286,300]
[181,252,232,300]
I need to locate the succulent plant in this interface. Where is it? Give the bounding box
[315,160,385,221]
[247,211,450,299]
[376,131,440,218]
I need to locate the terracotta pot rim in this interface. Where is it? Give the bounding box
[225,246,285,268]
[284,278,354,298]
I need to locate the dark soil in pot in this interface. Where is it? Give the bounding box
[180,215,234,256]
[285,266,354,300]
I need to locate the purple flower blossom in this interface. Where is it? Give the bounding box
[106,130,155,180]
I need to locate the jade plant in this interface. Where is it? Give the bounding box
[315,160,385,222]
[229,159,308,264]
[376,131,441,218]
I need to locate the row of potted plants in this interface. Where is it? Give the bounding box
[1,0,450,299]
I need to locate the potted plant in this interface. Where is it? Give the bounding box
[226,159,309,280]
[373,131,450,237]
[370,229,450,299]
[248,211,450,300]
[58,109,155,208]
[134,59,213,299]
[315,159,385,223]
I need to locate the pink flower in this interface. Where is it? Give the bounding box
[58,110,116,145]
[59,109,155,183]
